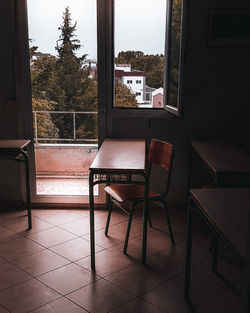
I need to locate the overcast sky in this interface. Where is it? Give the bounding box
[27,0,166,59]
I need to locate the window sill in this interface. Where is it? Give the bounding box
[109,107,176,119]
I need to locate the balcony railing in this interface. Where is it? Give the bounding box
[33,110,98,144]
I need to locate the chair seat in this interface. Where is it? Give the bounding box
[104,184,160,203]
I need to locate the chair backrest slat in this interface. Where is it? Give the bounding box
[148,139,173,171]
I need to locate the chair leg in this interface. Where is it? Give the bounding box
[123,203,136,254]
[161,200,175,245]
[105,197,113,236]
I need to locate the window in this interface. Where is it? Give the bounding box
[126,80,133,84]
[114,0,166,109]
[164,0,189,116]
[97,0,188,116]
[146,93,151,101]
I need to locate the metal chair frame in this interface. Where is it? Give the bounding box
[104,139,175,254]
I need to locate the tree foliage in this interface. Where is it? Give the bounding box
[115,82,138,108]
[32,98,59,140]
[30,7,97,142]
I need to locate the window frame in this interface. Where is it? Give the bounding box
[164,0,189,117]
[98,0,189,122]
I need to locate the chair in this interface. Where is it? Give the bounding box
[104,138,175,254]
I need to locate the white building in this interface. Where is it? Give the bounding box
[115,64,146,103]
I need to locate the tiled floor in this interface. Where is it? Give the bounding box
[0,205,245,313]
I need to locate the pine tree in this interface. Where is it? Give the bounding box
[52,7,97,140]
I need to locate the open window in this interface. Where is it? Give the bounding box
[109,0,188,116]
[113,0,167,110]
[164,0,189,116]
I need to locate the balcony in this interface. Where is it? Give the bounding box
[33,111,98,196]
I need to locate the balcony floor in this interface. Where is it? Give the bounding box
[36,178,98,196]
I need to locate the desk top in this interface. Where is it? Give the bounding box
[192,141,250,174]
[190,188,250,262]
[89,139,146,173]
[0,140,31,151]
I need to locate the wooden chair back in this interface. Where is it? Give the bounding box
[148,139,173,171]
[148,139,174,198]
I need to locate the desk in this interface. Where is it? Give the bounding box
[190,141,250,187]
[0,140,32,229]
[185,188,250,312]
[89,139,147,270]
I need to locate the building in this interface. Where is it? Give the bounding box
[114,64,146,103]
[152,87,164,108]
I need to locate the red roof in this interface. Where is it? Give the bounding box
[115,69,146,78]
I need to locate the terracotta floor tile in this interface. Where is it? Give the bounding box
[38,263,99,295]
[0,237,44,261]
[77,249,133,277]
[31,297,88,313]
[50,237,103,261]
[110,297,166,313]
[174,259,233,298]
[205,277,246,311]
[0,225,21,243]
[60,218,103,236]
[0,279,60,313]
[178,233,212,263]
[105,262,169,295]
[196,293,241,313]
[69,209,90,219]
[0,207,243,313]
[107,235,160,262]
[27,227,77,248]
[147,246,187,280]
[32,210,80,225]
[93,210,128,227]
[0,262,32,290]
[0,210,28,226]
[141,280,206,313]
[110,215,152,238]
[7,217,54,235]
[67,279,134,313]
[141,228,173,251]
[83,227,124,248]
[12,249,70,276]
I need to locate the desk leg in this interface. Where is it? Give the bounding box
[22,150,32,229]
[142,175,149,264]
[184,197,193,300]
[89,172,95,271]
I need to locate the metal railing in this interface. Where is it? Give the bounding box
[33,110,98,144]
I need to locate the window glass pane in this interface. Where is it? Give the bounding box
[166,0,182,108]
[114,0,166,109]
[27,0,98,196]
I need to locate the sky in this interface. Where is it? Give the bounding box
[27,0,166,59]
